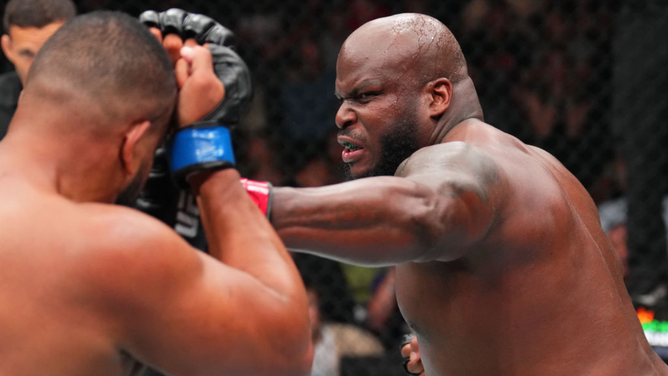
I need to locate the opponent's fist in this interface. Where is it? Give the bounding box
[401,334,425,376]
[140,9,252,187]
[140,8,252,127]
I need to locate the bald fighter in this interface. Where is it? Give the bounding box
[0,11,311,376]
[240,13,668,376]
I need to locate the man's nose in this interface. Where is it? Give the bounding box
[335,101,357,129]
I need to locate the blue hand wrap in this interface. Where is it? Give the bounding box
[169,125,235,187]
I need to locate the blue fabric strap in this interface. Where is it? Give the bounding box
[169,125,236,173]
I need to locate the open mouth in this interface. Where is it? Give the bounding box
[340,141,362,151]
[338,138,365,163]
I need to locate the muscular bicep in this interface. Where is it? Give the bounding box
[271,143,502,265]
[398,142,501,261]
[99,217,308,376]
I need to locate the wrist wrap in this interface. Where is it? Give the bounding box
[169,123,235,188]
[240,178,273,219]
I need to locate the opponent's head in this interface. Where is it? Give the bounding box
[21,11,176,203]
[1,0,76,84]
[335,13,482,179]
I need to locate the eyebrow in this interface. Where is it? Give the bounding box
[335,79,383,99]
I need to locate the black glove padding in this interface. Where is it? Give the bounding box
[135,146,174,217]
[139,8,252,126]
[135,146,208,251]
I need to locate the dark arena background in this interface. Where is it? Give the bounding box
[3,0,668,374]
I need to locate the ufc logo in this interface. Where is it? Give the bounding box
[175,190,200,238]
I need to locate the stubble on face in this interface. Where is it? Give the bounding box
[344,103,421,180]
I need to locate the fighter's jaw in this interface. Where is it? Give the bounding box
[344,155,378,179]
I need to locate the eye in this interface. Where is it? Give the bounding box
[357,91,380,102]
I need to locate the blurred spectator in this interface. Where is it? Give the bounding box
[346,0,389,30]
[307,279,384,376]
[366,268,396,333]
[609,224,630,280]
[295,253,357,324]
[365,268,409,349]
[242,132,285,185]
[280,38,338,144]
[0,0,76,138]
[319,6,350,72]
[612,0,668,303]
[598,153,668,307]
[295,130,345,187]
[506,0,545,19]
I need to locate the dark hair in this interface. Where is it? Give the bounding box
[3,0,76,33]
[28,11,176,122]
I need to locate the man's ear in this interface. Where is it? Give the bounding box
[120,120,152,176]
[427,78,453,117]
[1,35,14,63]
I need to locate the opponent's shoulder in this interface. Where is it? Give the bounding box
[74,203,195,280]
[80,203,179,248]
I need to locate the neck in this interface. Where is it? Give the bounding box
[429,77,484,144]
[0,112,123,204]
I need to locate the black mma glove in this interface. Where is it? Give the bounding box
[132,9,253,251]
[139,8,253,187]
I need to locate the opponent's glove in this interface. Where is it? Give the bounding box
[240,178,273,219]
[135,146,175,216]
[140,8,253,188]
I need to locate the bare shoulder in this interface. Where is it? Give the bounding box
[78,203,187,257]
[396,141,501,201]
[71,203,202,297]
[399,141,498,176]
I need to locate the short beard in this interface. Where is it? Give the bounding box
[345,111,420,180]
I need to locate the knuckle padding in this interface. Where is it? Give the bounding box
[182,14,217,42]
[202,25,236,47]
[139,8,252,127]
[202,45,252,124]
[158,8,187,36]
[138,10,160,28]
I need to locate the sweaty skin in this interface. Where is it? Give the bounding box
[0,16,311,376]
[270,14,668,376]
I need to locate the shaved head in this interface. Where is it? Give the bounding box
[334,14,481,179]
[339,13,468,87]
[25,11,176,130]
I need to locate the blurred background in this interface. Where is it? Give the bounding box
[3,0,668,373]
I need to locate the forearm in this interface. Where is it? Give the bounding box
[196,169,305,300]
[271,177,436,266]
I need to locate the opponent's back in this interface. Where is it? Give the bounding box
[0,175,145,376]
[394,119,668,376]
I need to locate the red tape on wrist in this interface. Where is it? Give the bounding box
[240,178,272,219]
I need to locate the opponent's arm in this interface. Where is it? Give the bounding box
[270,142,501,265]
[96,194,311,376]
[105,11,311,375]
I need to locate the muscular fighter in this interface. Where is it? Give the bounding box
[241,13,668,376]
[0,11,311,376]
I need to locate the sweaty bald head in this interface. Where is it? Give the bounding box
[334,14,482,179]
[339,13,468,87]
